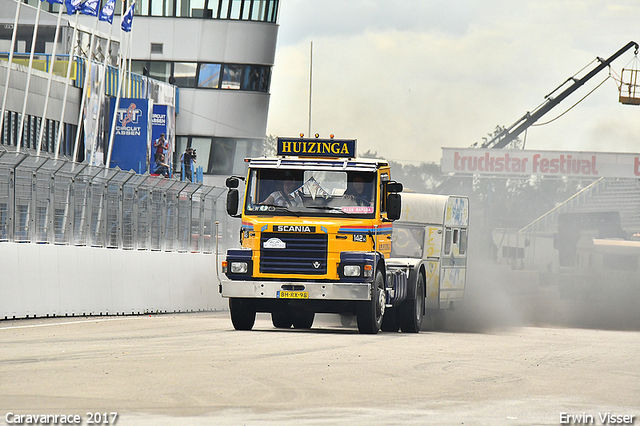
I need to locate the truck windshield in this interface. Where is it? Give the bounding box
[245,168,376,217]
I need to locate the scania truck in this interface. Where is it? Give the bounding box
[220,136,468,334]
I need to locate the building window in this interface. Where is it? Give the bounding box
[221,64,243,89]
[149,61,171,83]
[173,62,197,87]
[198,63,221,88]
[150,43,163,54]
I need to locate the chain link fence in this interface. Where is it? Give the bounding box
[0,147,227,253]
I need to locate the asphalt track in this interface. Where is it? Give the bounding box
[0,308,638,426]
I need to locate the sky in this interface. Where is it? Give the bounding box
[266,0,640,164]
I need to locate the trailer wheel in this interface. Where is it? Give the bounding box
[292,311,315,329]
[400,272,424,333]
[229,298,256,330]
[272,311,292,328]
[357,270,385,334]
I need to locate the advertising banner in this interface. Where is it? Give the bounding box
[150,104,175,174]
[441,148,640,179]
[108,98,152,174]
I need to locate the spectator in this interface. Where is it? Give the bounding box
[153,133,168,162]
[180,147,197,182]
[155,154,170,178]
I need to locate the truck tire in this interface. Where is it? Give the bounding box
[357,270,385,334]
[399,272,424,333]
[292,311,315,329]
[272,311,292,328]
[229,298,256,330]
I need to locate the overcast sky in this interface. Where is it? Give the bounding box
[266,1,640,164]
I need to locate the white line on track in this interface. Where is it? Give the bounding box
[0,317,136,330]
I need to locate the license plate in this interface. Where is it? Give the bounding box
[277,291,309,299]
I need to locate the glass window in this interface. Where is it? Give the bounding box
[136,0,149,16]
[229,0,242,19]
[149,0,174,16]
[392,224,425,258]
[198,63,221,88]
[222,64,243,89]
[190,137,212,173]
[131,60,147,76]
[149,61,171,82]
[174,136,189,171]
[459,229,467,255]
[444,228,452,255]
[242,0,251,19]
[266,0,277,22]
[242,65,261,91]
[219,0,230,18]
[173,62,197,87]
[187,0,207,17]
[210,138,235,174]
[208,0,220,18]
[251,0,265,20]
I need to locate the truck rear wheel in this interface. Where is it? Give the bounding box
[229,298,256,330]
[357,271,385,334]
[399,272,424,333]
[272,311,292,328]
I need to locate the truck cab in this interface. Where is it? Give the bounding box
[220,137,467,334]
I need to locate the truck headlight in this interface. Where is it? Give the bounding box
[230,261,248,274]
[343,265,361,277]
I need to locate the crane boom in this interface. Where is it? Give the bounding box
[481,41,639,150]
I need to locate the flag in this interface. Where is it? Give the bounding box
[46,0,63,4]
[121,2,135,32]
[65,0,82,15]
[98,0,116,23]
[81,0,99,16]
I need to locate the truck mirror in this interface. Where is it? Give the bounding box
[226,177,239,189]
[386,193,401,221]
[386,182,403,193]
[226,189,239,216]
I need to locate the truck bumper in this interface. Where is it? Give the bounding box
[221,280,372,301]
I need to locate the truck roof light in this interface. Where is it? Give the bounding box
[315,133,320,138]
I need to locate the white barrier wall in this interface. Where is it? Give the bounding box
[0,242,227,319]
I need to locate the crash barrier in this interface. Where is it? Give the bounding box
[0,148,230,319]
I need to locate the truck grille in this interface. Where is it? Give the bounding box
[260,232,328,275]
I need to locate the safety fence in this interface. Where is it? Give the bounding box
[0,147,227,253]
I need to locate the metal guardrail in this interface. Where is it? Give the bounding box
[0,147,226,253]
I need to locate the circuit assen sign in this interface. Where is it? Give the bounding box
[441,148,640,179]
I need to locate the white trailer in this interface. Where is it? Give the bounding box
[385,193,469,329]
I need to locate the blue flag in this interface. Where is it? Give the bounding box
[46,0,64,5]
[99,0,116,23]
[120,2,136,32]
[65,0,82,14]
[81,0,99,16]
[121,2,135,32]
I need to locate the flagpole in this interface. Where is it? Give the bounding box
[72,15,100,163]
[17,0,44,150]
[106,0,133,168]
[37,2,66,155]
[54,10,80,160]
[0,0,22,145]
[89,18,115,165]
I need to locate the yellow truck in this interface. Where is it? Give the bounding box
[220,137,468,334]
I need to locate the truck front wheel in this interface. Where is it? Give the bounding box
[399,272,424,333]
[357,271,385,334]
[292,311,315,329]
[272,311,292,328]
[229,298,256,330]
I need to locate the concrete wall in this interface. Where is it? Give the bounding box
[0,242,227,319]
